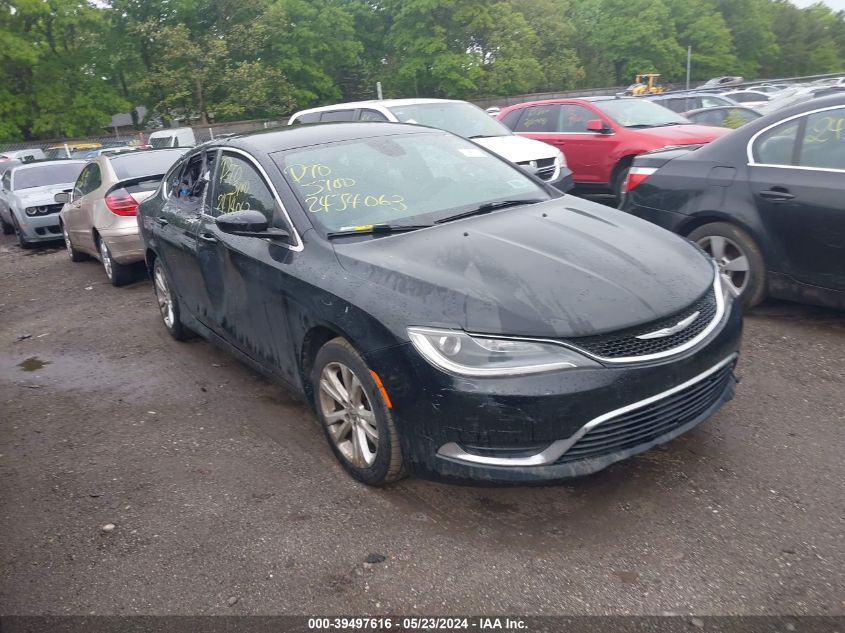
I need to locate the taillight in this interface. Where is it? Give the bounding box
[105,188,139,216]
[624,167,657,193]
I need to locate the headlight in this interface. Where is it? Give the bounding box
[555,149,567,168]
[24,206,49,216]
[407,327,599,377]
[25,206,38,216]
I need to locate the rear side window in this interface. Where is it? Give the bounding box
[209,152,277,223]
[559,105,594,133]
[321,110,355,122]
[74,163,101,198]
[513,105,561,133]
[798,107,845,170]
[753,120,800,165]
[291,112,320,125]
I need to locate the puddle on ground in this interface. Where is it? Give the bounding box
[18,357,51,372]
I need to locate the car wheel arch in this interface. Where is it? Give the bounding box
[299,324,351,407]
[678,212,767,256]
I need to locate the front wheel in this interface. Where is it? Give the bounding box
[62,223,88,262]
[12,216,33,249]
[613,164,631,206]
[688,222,766,310]
[152,258,189,340]
[311,338,405,486]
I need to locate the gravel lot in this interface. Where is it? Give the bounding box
[1,231,843,616]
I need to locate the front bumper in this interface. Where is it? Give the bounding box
[15,212,63,242]
[365,295,742,484]
[99,225,144,264]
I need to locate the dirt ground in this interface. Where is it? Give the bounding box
[1,232,843,616]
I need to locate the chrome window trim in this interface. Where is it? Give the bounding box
[201,147,304,252]
[437,352,738,467]
[746,103,845,166]
[449,264,725,366]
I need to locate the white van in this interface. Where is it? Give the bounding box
[148,127,196,148]
[0,148,46,163]
[288,99,572,190]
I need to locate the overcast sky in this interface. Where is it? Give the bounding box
[790,0,845,10]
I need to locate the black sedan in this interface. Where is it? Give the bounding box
[622,93,845,311]
[137,123,741,485]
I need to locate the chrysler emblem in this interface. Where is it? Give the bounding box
[635,311,700,340]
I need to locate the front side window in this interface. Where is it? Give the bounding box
[752,119,800,165]
[274,131,551,233]
[209,152,276,221]
[798,107,845,170]
[513,105,561,133]
[559,105,595,133]
[2,171,10,190]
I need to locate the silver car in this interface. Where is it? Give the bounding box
[58,149,186,285]
[0,160,86,247]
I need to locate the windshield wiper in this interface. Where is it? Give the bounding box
[326,224,432,239]
[434,199,545,224]
[468,134,502,139]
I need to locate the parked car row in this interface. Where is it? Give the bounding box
[3,84,841,488]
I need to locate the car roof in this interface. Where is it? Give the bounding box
[292,98,465,117]
[219,122,444,154]
[8,159,86,172]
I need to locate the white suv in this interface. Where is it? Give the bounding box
[288,99,572,190]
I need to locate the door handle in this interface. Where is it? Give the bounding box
[759,188,794,201]
[199,232,218,243]
[155,217,169,227]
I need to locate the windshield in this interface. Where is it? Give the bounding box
[597,99,689,128]
[274,132,550,233]
[14,163,84,190]
[386,102,512,138]
[111,149,186,179]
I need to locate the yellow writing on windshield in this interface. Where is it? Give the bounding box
[285,162,407,215]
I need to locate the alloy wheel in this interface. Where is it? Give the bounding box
[153,264,175,329]
[696,234,750,297]
[99,240,113,280]
[319,362,378,468]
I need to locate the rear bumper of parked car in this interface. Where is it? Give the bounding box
[15,212,63,242]
[365,295,742,484]
[99,224,144,264]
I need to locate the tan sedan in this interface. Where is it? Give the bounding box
[57,149,186,285]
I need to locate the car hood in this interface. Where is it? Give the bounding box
[333,197,714,339]
[473,134,560,163]
[634,124,730,146]
[14,183,76,206]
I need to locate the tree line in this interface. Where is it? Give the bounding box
[1,0,844,142]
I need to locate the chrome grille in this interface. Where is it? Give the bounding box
[565,287,718,360]
[517,157,556,181]
[555,361,734,464]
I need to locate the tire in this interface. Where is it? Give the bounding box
[98,237,134,287]
[12,215,33,249]
[152,257,189,341]
[311,337,405,486]
[61,222,88,262]
[688,222,766,310]
[612,161,632,206]
[0,213,13,235]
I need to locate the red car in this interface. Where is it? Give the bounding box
[497,97,729,201]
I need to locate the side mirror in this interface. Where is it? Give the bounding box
[54,192,70,204]
[215,209,290,240]
[586,119,611,134]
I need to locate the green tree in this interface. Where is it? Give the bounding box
[717,0,779,78]
[669,0,738,81]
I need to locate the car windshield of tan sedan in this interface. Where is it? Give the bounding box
[598,99,690,128]
[274,132,550,232]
